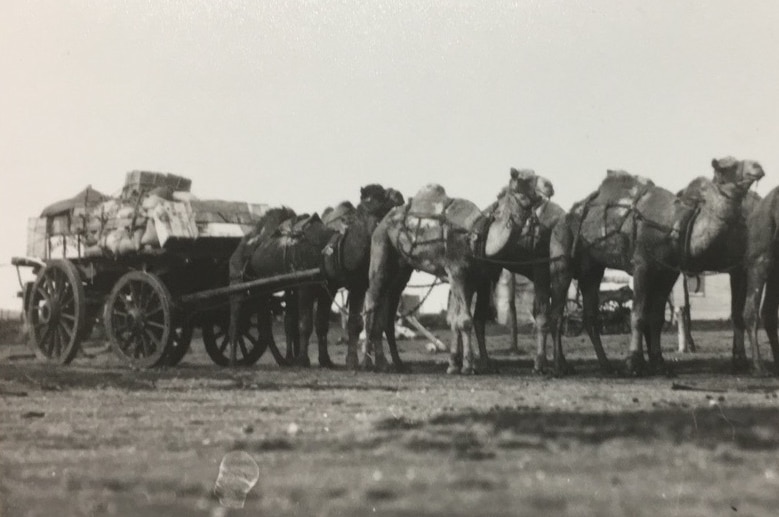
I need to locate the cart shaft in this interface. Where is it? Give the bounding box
[179,268,323,305]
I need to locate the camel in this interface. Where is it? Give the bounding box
[475,170,566,373]
[548,157,765,377]
[227,185,403,368]
[677,190,762,354]
[363,169,554,374]
[742,187,779,374]
[319,185,405,369]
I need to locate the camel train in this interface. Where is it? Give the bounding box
[229,157,779,376]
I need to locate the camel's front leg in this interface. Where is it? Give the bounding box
[549,254,573,376]
[761,269,779,375]
[473,276,498,374]
[446,269,477,375]
[580,265,611,374]
[645,270,678,376]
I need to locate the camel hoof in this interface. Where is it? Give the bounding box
[319,356,335,369]
[476,359,497,375]
[461,364,476,375]
[391,361,411,374]
[731,356,750,374]
[446,363,460,375]
[293,355,311,368]
[648,358,674,377]
[534,355,548,374]
[345,353,359,371]
[625,353,646,377]
[360,355,374,372]
[374,354,391,373]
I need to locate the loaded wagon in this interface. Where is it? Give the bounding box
[12,171,322,368]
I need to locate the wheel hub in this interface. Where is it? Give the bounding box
[39,299,60,325]
[128,308,145,332]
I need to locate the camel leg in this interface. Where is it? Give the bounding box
[730,268,749,371]
[646,271,679,376]
[315,286,334,368]
[284,288,299,363]
[744,257,770,375]
[531,263,563,375]
[295,288,314,367]
[580,265,610,374]
[760,268,779,375]
[549,256,573,376]
[345,289,365,370]
[448,330,463,374]
[447,269,476,375]
[384,264,414,373]
[626,265,652,376]
[473,272,499,374]
[362,222,393,372]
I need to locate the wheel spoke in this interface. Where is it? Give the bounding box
[238,337,249,358]
[60,312,76,324]
[146,320,165,330]
[59,321,74,342]
[143,329,161,356]
[243,331,259,346]
[218,335,230,354]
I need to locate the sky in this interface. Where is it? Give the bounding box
[1,0,778,312]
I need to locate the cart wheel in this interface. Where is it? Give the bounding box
[164,323,194,366]
[26,260,86,364]
[105,271,174,368]
[202,310,267,366]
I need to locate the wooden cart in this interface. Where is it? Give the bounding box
[12,172,324,368]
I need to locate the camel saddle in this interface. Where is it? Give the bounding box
[276,213,321,239]
[399,184,484,253]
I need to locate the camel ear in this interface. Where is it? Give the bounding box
[510,168,519,179]
[360,187,367,197]
[711,158,720,170]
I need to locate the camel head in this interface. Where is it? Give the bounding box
[711,156,765,192]
[508,168,555,206]
[484,168,556,256]
[359,184,405,217]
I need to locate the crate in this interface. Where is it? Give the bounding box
[122,170,192,199]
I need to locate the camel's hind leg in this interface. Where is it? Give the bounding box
[314,286,335,368]
[473,271,499,374]
[760,268,779,374]
[384,264,414,372]
[344,289,365,370]
[579,265,610,374]
[295,287,315,367]
[729,268,749,370]
[626,265,654,376]
[744,256,771,375]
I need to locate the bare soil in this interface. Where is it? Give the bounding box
[2,325,779,517]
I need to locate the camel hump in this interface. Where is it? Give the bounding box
[322,201,355,228]
[409,184,450,215]
[598,170,655,201]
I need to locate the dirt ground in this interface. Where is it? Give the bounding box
[2,324,779,517]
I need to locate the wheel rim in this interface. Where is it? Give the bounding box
[202,310,267,367]
[106,271,173,368]
[27,260,85,364]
